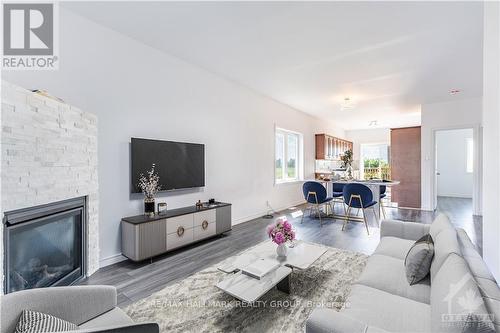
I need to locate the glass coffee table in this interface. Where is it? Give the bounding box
[216,240,327,303]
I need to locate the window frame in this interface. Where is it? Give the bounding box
[275,127,304,184]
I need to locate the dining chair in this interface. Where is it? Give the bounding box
[332,182,346,215]
[342,183,378,235]
[379,185,387,218]
[301,181,333,227]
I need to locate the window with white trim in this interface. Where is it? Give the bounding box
[466,138,473,173]
[275,128,303,183]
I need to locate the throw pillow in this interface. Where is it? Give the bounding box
[405,234,435,285]
[15,310,78,333]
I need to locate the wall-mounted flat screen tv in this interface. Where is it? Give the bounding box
[131,138,205,193]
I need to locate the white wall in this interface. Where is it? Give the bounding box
[436,129,473,198]
[345,128,390,174]
[482,1,500,281]
[420,98,482,212]
[1,8,344,267]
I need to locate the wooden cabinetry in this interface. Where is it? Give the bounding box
[391,127,421,208]
[315,134,353,160]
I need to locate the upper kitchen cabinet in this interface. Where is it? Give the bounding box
[315,134,353,160]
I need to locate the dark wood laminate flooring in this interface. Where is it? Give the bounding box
[81,196,481,307]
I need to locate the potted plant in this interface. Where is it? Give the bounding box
[267,217,296,258]
[138,164,161,217]
[340,149,354,179]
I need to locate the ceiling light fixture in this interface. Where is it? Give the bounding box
[450,89,461,95]
[369,120,378,127]
[340,97,355,111]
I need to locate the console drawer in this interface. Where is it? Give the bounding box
[193,221,216,241]
[194,209,216,227]
[167,227,194,250]
[166,214,193,235]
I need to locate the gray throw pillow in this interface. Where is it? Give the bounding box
[405,234,434,285]
[15,310,78,333]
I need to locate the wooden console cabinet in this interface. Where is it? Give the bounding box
[121,203,231,261]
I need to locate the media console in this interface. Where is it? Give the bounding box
[121,202,231,261]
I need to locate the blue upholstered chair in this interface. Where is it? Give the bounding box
[379,185,387,218]
[342,183,378,235]
[331,182,346,214]
[332,183,345,197]
[301,181,333,226]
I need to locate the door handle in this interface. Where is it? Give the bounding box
[436,172,441,175]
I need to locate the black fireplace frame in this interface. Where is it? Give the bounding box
[3,197,87,294]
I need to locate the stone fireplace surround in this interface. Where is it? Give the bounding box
[1,81,99,292]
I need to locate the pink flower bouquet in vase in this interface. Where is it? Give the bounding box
[267,218,296,258]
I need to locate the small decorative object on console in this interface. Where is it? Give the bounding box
[208,198,216,204]
[267,217,296,258]
[196,200,203,209]
[138,163,161,217]
[157,202,167,215]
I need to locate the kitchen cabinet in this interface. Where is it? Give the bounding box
[315,134,353,160]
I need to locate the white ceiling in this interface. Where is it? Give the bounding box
[63,1,484,130]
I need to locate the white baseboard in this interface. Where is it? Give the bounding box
[232,200,306,226]
[99,253,127,268]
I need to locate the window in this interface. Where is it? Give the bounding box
[360,143,391,180]
[466,138,473,173]
[275,128,303,183]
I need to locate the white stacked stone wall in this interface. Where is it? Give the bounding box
[0,81,99,289]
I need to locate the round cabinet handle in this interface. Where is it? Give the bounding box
[177,226,185,237]
[202,220,209,230]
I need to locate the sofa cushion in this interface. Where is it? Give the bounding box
[475,274,500,332]
[15,310,78,333]
[355,254,431,304]
[79,308,134,329]
[430,253,495,333]
[464,252,496,281]
[405,234,434,285]
[429,214,454,240]
[456,228,478,250]
[430,228,461,280]
[374,236,415,260]
[343,284,431,332]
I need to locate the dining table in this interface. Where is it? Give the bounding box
[316,179,400,221]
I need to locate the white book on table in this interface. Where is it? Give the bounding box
[241,258,280,280]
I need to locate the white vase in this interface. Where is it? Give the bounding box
[276,243,287,258]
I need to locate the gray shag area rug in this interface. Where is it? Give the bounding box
[124,241,368,333]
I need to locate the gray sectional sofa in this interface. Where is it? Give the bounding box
[306,214,500,333]
[1,285,158,333]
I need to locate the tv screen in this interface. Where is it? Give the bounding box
[131,138,205,193]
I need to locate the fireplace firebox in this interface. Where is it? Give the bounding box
[3,197,86,294]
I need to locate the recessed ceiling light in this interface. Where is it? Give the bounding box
[450,89,461,95]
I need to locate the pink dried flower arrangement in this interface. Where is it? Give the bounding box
[267,218,295,245]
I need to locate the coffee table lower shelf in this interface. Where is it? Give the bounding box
[216,266,292,303]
